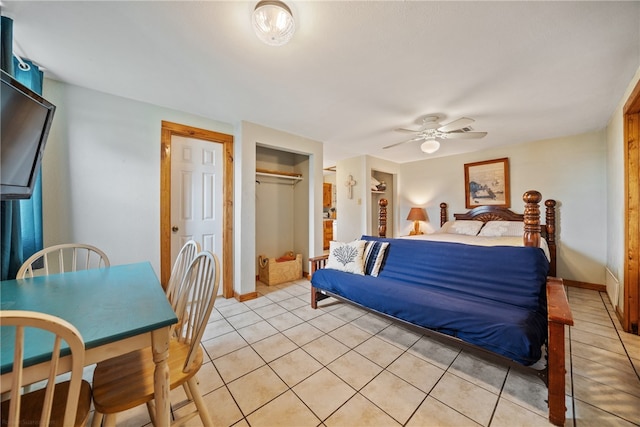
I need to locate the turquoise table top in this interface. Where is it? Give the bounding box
[1,262,178,374]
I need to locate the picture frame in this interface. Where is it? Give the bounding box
[464,157,510,208]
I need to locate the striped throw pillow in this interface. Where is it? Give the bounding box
[363,241,389,276]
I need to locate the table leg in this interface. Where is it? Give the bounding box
[151,327,171,427]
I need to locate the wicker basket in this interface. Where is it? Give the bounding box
[258,252,302,286]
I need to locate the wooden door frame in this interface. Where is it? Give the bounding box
[623,80,640,334]
[160,121,234,299]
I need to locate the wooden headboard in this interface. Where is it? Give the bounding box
[375,191,556,276]
[436,190,557,276]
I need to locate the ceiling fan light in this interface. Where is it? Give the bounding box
[420,139,440,154]
[252,0,295,46]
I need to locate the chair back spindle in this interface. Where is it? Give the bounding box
[17,243,110,279]
[1,311,91,427]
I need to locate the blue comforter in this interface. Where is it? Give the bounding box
[311,236,549,366]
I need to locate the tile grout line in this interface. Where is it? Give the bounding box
[566,286,577,427]
[597,290,640,382]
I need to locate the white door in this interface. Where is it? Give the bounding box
[171,135,223,293]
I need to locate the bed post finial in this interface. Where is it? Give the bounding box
[440,203,448,227]
[545,199,557,276]
[378,198,388,237]
[523,190,542,248]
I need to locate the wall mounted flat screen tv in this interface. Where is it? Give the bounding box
[1,69,56,200]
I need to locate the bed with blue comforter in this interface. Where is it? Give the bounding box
[308,192,573,426]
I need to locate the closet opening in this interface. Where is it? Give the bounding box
[255,145,310,285]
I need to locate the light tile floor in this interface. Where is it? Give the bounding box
[98,281,640,427]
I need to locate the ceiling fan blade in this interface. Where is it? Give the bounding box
[438,117,474,132]
[445,131,488,139]
[394,127,421,134]
[383,136,423,149]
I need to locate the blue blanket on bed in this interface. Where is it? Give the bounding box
[311,236,549,366]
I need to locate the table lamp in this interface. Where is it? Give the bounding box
[407,207,427,235]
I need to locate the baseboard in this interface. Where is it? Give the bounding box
[605,267,620,310]
[257,273,311,281]
[615,306,625,327]
[234,291,258,302]
[563,279,606,292]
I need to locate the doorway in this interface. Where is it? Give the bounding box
[255,146,310,276]
[371,170,394,237]
[623,80,640,335]
[160,121,234,298]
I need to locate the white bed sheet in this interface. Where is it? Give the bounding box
[400,233,551,262]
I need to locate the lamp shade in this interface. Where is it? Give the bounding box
[420,139,440,154]
[406,207,427,222]
[252,0,296,46]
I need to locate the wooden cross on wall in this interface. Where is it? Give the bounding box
[345,175,356,199]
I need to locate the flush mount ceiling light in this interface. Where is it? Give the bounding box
[252,0,295,46]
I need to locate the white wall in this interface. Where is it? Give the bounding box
[398,131,607,284]
[606,65,640,311]
[337,134,610,284]
[42,74,627,294]
[335,156,366,242]
[239,121,323,295]
[41,80,233,275]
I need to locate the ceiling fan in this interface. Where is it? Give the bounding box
[384,115,487,153]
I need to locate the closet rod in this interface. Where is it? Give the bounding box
[256,171,303,181]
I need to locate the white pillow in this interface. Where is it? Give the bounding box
[478,221,525,237]
[325,240,366,275]
[439,220,484,236]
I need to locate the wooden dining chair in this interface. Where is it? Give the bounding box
[16,243,110,279]
[91,251,220,427]
[0,311,93,427]
[166,239,200,307]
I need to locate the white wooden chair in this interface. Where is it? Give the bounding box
[16,243,110,279]
[166,240,200,308]
[164,239,201,402]
[91,251,220,427]
[0,311,92,427]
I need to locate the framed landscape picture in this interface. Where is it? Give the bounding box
[464,157,510,208]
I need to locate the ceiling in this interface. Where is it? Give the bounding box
[3,1,639,167]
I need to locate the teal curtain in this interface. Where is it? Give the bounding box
[14,58,45,263]
[0,17,45,279]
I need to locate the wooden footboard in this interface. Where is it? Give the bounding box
[309,255,329,309]
[545,277,574,426]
